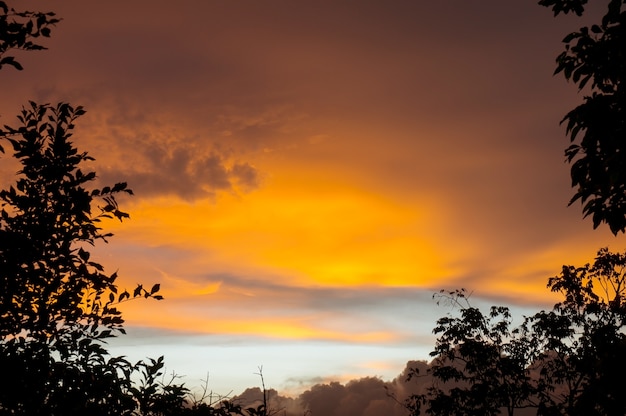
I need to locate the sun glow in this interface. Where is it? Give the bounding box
[108,172,454,289]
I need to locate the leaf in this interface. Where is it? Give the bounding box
[99,330,112,339]
[150,283,160,294]
[0,57,24,71]
[133,285,143,297]
[78,248,90,261]
[112,182,128,192]
[562,31,579,43]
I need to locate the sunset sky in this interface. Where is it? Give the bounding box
[1,0,624,397]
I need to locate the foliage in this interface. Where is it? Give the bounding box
[406,249,626,415]
[407,290,537,416]
[528,247,626,415]
[0,102,178,414]
[539,0,626,233]
[0,1,59,71]
[0,102,158,341]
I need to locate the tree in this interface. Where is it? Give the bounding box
[539,0,626,234]
[0,102,144,340]
[0,1,59,71]
[406,290,538,416]
[0,2,191,413]
[406,249,626,416]
[0,102,175,414]
[528,247,626,415]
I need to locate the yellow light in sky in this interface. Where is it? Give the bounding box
[121,299,401,343]
[107,172,455,290]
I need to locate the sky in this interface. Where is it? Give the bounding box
[1,0,624,401]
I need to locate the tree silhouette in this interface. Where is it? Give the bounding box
[0,3,197,413]
[406,249,626,416]
[406,290,537,416]
[539,0,626,233]
[528,248,626,415]
[0,102,177,414]
[0,1,59,71]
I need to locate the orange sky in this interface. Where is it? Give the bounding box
[2,0,624,396]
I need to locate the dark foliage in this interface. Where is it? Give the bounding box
[407,248,626,416]
[0,102,148,342]
[529,247,626,416]
[406,290,537,416]
[0,1,59,71]
[539,0,626,233]
[0,102,180,415]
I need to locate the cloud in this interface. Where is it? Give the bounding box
[97,144,259,200]
[298,376,408,416]
[232,387,301,415]
[114,268,439,340]
[277,360,434,416]
[228,373,414,416]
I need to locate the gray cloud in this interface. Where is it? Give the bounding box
[97,146,259,200]
[297,374,412,416]
[232,387,301,415]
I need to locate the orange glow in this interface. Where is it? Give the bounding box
[153,271,222,297]
[107,169,457,290]
[121,302,400,343]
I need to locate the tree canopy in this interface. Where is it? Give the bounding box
[0,1,59,71]
[540,0,626,233]
[0,101,182,415]
[398,256,626,416]
[406,248,626,416]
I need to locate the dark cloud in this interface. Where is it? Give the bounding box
[232,387,300,416]
[230,162,259,191]
[230,358,543,415]
[178,273,438,333]
[95,140,259,200]
[297,373,414,416]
